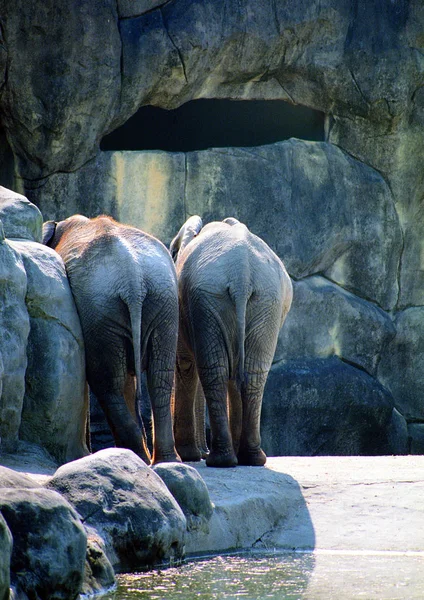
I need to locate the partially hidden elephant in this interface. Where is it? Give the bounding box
[170,216,293,468]
[43,214,180,465]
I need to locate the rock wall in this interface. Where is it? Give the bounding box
[0,187,88,463]
[0,0,423,453]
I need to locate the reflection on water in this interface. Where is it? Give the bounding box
[104,552,315,600]
[100,550,424,600]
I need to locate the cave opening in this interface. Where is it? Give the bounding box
[100,99,325,152]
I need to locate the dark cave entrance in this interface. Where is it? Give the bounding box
[100,99,325,152]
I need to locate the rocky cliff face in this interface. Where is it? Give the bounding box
[0,0,423,453]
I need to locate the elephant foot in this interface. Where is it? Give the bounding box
[151,450,182,465]
[237,447,267,467]
[206,449,238,468]
[176,443,202,462]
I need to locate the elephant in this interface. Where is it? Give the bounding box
[169,216,293,468]
[43,214,180,465]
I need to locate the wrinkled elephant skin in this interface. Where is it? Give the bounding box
[170,216,292,467]
[43,215,180,465]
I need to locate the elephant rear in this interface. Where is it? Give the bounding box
[43,215,180,465]
[173,217,292,467]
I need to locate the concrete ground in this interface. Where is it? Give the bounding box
[187,456,424,599]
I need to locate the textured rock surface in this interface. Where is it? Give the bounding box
[0,465,42,489]
[0,186,43,242]
[46,448,186,572]
[378,307,424,421]
[0,0,423,452]
[0,191,87,464]
[153,462,213,533]
[261,357,398,457]
[10,240,88,463]
[0,487,87,600]
[83,533,116,597]
[0,238,29,453]
[0,513,12,600]
[275,276,396,375]
[408,423,424,455]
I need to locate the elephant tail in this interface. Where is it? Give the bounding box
[233,291,248,393]
[126,291,150,447]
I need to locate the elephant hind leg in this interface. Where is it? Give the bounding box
[85,336,151,464]
[230,373,267,466]
[94,388,151,464]
[145,327,181,465]
[197,365,237,468]
[174,341,203,462]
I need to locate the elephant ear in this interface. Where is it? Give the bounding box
[223,217,240,226]
[42,220,57,246]
[170,215,203,261]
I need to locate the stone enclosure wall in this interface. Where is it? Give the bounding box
[0,0,424,456]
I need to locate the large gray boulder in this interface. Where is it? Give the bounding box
[0,513,12,600]
[0,188,87,464]
[10,240,88,464]
[1,0,121,180]
[152,462,213,533]
[46,448,187,572]
[378,307,424,421]
[0,238,29,453]
[0,465,41,489]
[275,276,395,375]
[0,186,43,242]
[0,187,87,464]
[0,488,87,600]
[83,533,116,597]
[261,357,399,457]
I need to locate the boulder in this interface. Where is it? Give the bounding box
[1,0,121,180]
[10,240,88,464]
[83,531,116,597]
[408,424,424,455]
[387,409,409,456]
[118,0,166,19]
[152,462,213,533]
[0,239,29,453]
[0,513,12,600]
[261,357,396,457]
[0,186,42,242]
[46,448,186,572]
[378,307,424,421]
[275,275,395,375]
[0,440,58,477]
[0,465,41,489]
[0,488,87,600]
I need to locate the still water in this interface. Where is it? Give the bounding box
[101,550,424,600]
[103,552,313,600]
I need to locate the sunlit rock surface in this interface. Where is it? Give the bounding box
[46,449,187,572]
[0,189,88,463]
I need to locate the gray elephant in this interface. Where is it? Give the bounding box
[170,216,293,468]
[43,214,180,465]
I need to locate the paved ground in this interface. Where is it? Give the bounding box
[187,456,424,599]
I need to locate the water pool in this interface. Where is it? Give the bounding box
[101,550,424,600]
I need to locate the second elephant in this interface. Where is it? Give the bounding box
[43,214,180,465]
[170,216,293,467]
